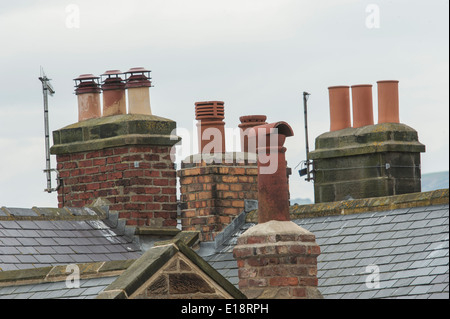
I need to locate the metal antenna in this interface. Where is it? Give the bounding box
[299,91,314,182]
[39,67,60,193]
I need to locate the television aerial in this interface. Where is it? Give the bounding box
[39,67,61,193]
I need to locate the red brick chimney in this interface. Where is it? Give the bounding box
[178,102,259,242]
[233,121,323,299]
[51,70,180,228]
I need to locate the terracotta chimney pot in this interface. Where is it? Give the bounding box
[328,86,351,131]
[101,70,126,117]
[195,101,226,155]
[238,115,268,153]
[351,84,374,128]
[249,121,294,223]
[74,74,102,122]
[125,67,152,115]
[377,80,400,124]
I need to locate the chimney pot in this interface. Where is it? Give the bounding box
[249,121,294,224]
[125,67,152,115]
[74,74,101,122]
[101,70,126,117]
[377,80,400,124]
[351,84,374,128]
[195,101,226,154]
[238,115,268,153]
[328,86,351,131]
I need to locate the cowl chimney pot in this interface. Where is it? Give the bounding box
[101,70,126,116]
[74,74,101,122]
[125,67,152,115]
[195,101,226,154]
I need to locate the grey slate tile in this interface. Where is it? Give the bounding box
[428,292,450,299]
[409,285,432,295]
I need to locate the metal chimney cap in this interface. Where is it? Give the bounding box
[74,74,100,81]
[125,67,151,74]
[101,70,123,76]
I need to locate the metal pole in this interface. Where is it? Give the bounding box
[39,68,56,193]
[303,92,313,182]
[41,78,52,192]
[303,92,310,157]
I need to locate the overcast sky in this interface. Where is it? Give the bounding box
[0,0,448,208]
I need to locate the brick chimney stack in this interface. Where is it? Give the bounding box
[310,80,425,203]
[51,69,180,228]
[233,121,323,299]
[177,102,259,242]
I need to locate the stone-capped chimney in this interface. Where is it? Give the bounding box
[309,80,425,203]
[233,121,322,299]
[51,70,180,228]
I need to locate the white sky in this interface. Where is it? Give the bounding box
[0,0,448,208]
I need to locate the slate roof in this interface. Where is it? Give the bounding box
[202,195,449,299]
[0,190,448,299]
[0,275,118,299]
[0,206,141,272]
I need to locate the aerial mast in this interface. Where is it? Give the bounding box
[39,67,60,193]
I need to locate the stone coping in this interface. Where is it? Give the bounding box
[0,260,135,287]
[246,189,449,223]
[97,240,246,299]
[309,123,425,159]
[0,206,107,221]
[50,114,180,155]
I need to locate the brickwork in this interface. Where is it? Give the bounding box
[233,221,323,299]
[56,145,177,227]
[178,154,258,241]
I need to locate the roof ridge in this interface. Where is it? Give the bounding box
[246,189,449,222]
[0,206,108,221]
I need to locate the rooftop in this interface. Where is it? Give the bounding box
[0,189,448,299]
